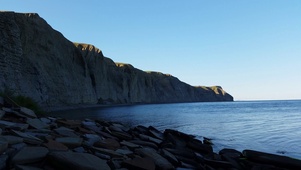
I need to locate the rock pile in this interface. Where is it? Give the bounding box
[0,96,301,170]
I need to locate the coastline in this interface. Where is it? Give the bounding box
[1,98,301,169]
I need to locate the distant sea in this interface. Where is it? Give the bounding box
[51,100,301,159]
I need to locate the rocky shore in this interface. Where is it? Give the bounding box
[1,97,301,170]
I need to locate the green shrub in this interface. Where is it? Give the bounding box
[0,89,44,115]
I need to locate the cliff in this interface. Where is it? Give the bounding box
[0,11,233,107]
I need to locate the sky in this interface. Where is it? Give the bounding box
[1,0,301,101]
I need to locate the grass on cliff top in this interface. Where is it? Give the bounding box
[0,89,44,115]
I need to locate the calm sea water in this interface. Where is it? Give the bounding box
[51,100,301,159]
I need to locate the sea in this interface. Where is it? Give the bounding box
[51,100,301,159]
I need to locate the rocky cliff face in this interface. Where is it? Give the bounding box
[0,12,233,107]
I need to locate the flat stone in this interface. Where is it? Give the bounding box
[73,146,86,153]
[43,139,68,151]
[111,131,132,140]
[56,119,81,128]
[40,117,51,124]
[27,118,49,129]
[187,138,213,154]
[19,107,37,118]
[148,126,164,140]
[92,147,124,158]
[83,134,102,146]
[161,149,179,166]
[243,149,301,169]
[15,165,43,170]
[136,148,174,170]
[55,137,83,148]
[12,130,43,144]
[1,135,23,145]
[47,151,110,170]
[130,140,158,150]
[0,137,8,154]
[0,154,8,170]
[12,146,49,164]
[219,148,242,159]
[0,120,29,131]
[54,127,78,137]
[0,96,4,106]
[115,148,134,155]
[11,142,27,151]
[139,134,162,145]
[164,148,196,159]
[120,141,142,149]
[94,138,120,150]
[0,110,5,119]
[123,157,156,170]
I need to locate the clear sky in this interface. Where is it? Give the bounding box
[1,0,301,100]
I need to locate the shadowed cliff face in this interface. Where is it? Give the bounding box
[0,12,233,107]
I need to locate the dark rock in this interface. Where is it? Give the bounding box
[0,137,8,154]
[219,148,242,159]
[43,139,69,151]
[73,147,86,153]
[187,138,213,154]
[123,157,156,170]
[0,110,5,119]
[92,147,124,158]
[136,148,174,170]
[0,96,4,106]
[130,140,158,150]
[0,135,23,145]
[108,158,124,169]
[15,165,43,170]
[204,157,234,169]
[139,134,162,145]
[164,129,195,140]
[148,126,164,140]
[94,138,120,150]
[161,149,179,166]
[54,126,78,137]
[0,154,8,170]
[165,148,196,159]
[12,146,49,164]
[26,118,49,129]
[120,140,142,149]
[12,130,43,144]
[47,151,110,170]
[111,131,132,140]
[19,107,37,118]
[243,149,301,169]
[55,137,83,148]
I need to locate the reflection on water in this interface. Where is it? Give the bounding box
[51,100,301,159]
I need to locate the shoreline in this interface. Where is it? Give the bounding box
[1,98,301,169]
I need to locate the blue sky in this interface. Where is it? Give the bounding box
[1,0,301,100]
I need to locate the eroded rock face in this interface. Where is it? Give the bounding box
[0,11,233,107]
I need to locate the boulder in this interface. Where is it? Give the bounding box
[47,151,110,170]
